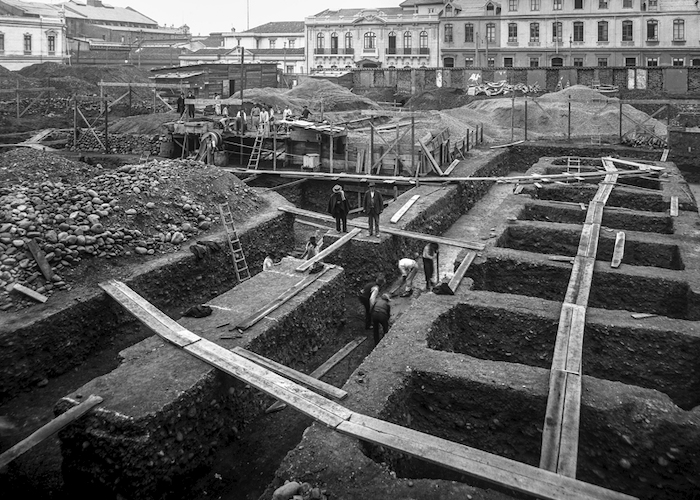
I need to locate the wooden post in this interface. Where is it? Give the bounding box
[567,96,571,141]
[320,100,324,122]
[511,91,515,143]
[104,96,109,154]
[411,114,415,173]
[16,80,20,119]
[239,134,243,166]
[395,123,400,176]
[344,135,349,171]
[619,101,623,142]
[240,49,245,103]
[99,80,104,115]
[466,129,470,151]
[525,99,528,141]
[153,88,157,114]
[273,125,277,170]
[480,124,483,143]
[370,123,374,175]
[394,185,398,201]
[329,123,334,173]
[128,85,132,116]
[73,95,78,147]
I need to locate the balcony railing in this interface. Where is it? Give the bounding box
[385,48,430,55]
[314,48,355,55]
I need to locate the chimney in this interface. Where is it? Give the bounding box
[87,0,104,7]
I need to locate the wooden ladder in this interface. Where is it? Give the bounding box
[218,203,250,283]
[566,156,581,174]
[247,130,263,170]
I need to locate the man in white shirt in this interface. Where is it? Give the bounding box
[397,258,418,297]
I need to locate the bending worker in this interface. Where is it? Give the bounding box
[397,257,418,297]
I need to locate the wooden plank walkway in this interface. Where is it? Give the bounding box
[390,195,420,224]
[296,228,361,272]
[279,206,485,251]
[101,280,636,500]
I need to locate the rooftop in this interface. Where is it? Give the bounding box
[61,0,157,26]
[239,21,304,34]
[309,8,410,18]
[0,0,63,17]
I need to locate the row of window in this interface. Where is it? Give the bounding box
[316,31,429,50]
[499,0,655,11]
[443,55,694,67]
[449,19,685,43]
[0,33,57,55]
[267,39,295,49]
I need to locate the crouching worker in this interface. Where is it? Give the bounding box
[397,257,418,297]
[301,230,324,260]
[358,275,385,330]
[370,292,391,346]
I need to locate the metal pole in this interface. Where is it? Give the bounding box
[568,96,571,140]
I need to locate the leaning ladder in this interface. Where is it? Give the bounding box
[218,203,251,283]
[247,130,264,170]
[566,156,581,174]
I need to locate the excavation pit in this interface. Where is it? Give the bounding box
[497,222,684,269]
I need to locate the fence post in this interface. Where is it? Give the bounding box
[466,130,470,151]
[524,99,528,141]
[480,123,484,143]
[568,95,571,141]
[619,101,623,142]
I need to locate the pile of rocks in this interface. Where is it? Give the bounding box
[68,132,161,155]
[0,158,264,311]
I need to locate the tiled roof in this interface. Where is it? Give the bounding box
[399,0,444,6]
[61,1,158,26]
[0,0,62,16]
[310,8,405,18]
[192,47,235,55]
[241,21,304,34]
[250,48,304,56]
[91,24,186,35]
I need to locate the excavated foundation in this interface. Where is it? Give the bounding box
[265,151,700,500]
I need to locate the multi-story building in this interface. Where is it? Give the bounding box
[223,22,306,74]
[0,0,66,69]
[441,0,700,68]
[305,2,440,71]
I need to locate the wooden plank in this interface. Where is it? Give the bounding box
[660,149,669,162]
[418,139,444,176]
[448,251,477,292]
[295,228,361,272]
[540,369,568,472]
[611,232,625,268]
[267,337,366,413]
[232,347,347,400]
[551,304,575,371]
[670,196,679,217]
[443,159,460,176]
[602,156,664,171]
[557,373,582,477]
[185,340,352,428]
[235,267,332,330]
[584,202,605,225]
[10,283,47,303]
[99,280,201,347]
[631,313,657,319]
[572,257,596,307]
[25,239,53,280]
[0,87,55,95]
[185,98,243,106]
[0,395,103,469]
[266,178,307,191]
[99,82,182,89]
[565,306,586,375]
[489,139,525,149]
[577,224,601,259]
[279,206,486,251]
[342,414,636,500]
[390,195,420,224]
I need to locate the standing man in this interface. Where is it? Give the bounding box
[370,293,391,346]
[328,184,350,233]
[397,257,418,297]
[214,93,221,115]
[300,105,312,120]
[251,103,261,132]
[186,90,196,119]
[176,92,185,116]
[235,108,247,134]
[422,242,439,291]
[362,182,383,237]
[260,106,270,136]
[358,276,385,330]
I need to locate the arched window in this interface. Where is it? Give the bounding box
[388,31,397,53]
[330,32,338,53]
[344,32,353,49]
[551,56,563,66]
[443,56,455,67]
[404,31,412,50]
[316,32,324,49]
[419,30,428,53]
[316,65,324,70]
[364,31,376,50]
[646,19,658,41]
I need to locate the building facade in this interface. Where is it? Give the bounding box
[0,0,66,69]
[305,3,441,72]
[440,0,700,68]
[223,22,306,74]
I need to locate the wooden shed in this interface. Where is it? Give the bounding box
[150,63,279,99]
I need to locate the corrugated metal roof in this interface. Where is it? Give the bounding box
[240,21,304,33]
[0,0,63,17]
[61,1,157,26]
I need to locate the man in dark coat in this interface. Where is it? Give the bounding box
[328,184,350,233]
[370,293,391,346]
[358,276,385,330]
[186,90,195,118]
[176,92,185,116]
[362,182,383,237]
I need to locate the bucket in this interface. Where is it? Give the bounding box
[159,141,175,158]
[214,151,229,167]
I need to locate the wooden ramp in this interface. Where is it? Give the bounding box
[296,228,361,272]
[99,280,636,500]
[279,206,485,251]
[539,157,622,478]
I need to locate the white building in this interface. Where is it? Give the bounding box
[0,0,66,70]
[223,21,305,74]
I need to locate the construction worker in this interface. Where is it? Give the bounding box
[301,230,324,260]
[235,108,247,134]
[422,242,439,291]
[358,275,385,330]
[397,258,418,297]
[370,293,391,346]
[186,90,195,118]
[260,106,270,136]
[176,92,185,116]
[362,182,383,237]
[214,93,221,115]
[251,103,261,131]
[300,105,312,120]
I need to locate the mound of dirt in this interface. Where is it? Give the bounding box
[0,155,266,311]
[109,112,181,135]
[0,149,102,184]
[405,87,472,111]
[232,79,380,113]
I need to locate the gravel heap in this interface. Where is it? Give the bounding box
[0,155,265,311]
[67,132,162,155]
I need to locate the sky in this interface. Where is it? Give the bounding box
[36,0,400,36]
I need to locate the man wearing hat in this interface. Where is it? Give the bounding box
[362,182,383,237]
[328,184,350,233]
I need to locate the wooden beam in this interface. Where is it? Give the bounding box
[448,250,477,292]
[10,283,47,303]
[266,178,307,191]
[232,347,348,400]
[234,267,332,331]
[278,206,486,251]
[611,232,625,268]
[390,195,420,224]
[443,159,460,176]
[670,196,679,217]
[0,395,103,469]
[185,98,243,106]
[418,139,444,176]
[660,149,669,162]
[267,337,366,413]
[99,82,182,89]
[296,228,361,272]
[102,281,636,500]
[26,239,53,280]
[360,109,420,117]
[0,87,55,95]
